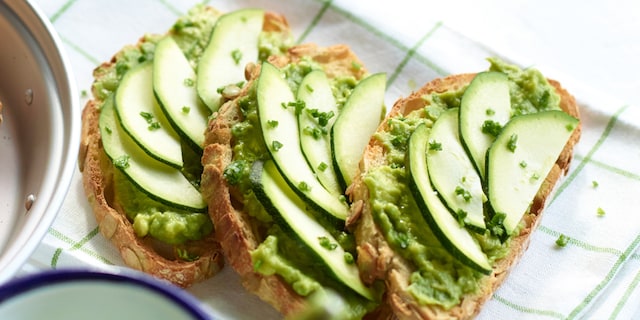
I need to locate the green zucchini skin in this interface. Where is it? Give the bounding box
[407,123,492,275]
[249,160,376,301]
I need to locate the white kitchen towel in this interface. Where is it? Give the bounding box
[23,0,640,319]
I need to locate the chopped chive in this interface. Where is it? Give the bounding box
[114,155,130,170]
[507,134,518,152]
[104,126,112,134]
[481,120,502,137]
[592,180,599,188]
[344,252,354,264]
[140,111,153,123]
[272,140,283,151]
[519,161,528,168]
[555,234,569,247]
[455,186,472,202]
[305,84,314,92]
[298,181,311,192]
[148,122,161,131]
[267,120,279,128]
[428,140,442,151]
[318,236,337,250]
[183,78,195,87]
[317,162,328,172]
[597,207,606,216]
[231,49,242,65]
[486,108,495,116]
[455,209,468,227]
[566,123,575,132]
[182,106,191,114]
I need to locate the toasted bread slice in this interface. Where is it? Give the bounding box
[200,43,369,316]
[78,6,291,287]
[347,73,580,319]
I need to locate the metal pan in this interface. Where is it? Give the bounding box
[0,0,79,283]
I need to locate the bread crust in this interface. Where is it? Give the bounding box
[347,73,581,319]
[78,7,292,288]
[200,43,368,317]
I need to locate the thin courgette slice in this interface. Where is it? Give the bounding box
[331,73,386,189]
[408,123,492,274]
[459,71,511,180]
[297,70,341,195]
[487,110,578,235]
[100,96,206,212]
[196,8,264,112]
[256,62,349,221]
[153,36,210,151]
[427,108,486,232]
[250,160,375,301]
[114,61,183,168]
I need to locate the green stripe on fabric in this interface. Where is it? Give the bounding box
[567,234,640,319]
[48,227,114,267]
[609,264,640,319]
[49,0,78,23]
[387,22,442,86]
[493,294,565,319]
[156,0,183,16]
[61,36,101,65]
[538,225,624,256]
[574,154,640,182]
[296,0,333,44]
[317,0,447,76]
[551,105,629,204]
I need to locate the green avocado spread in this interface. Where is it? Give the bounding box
[366,58,561,309]
[93,6,292,252]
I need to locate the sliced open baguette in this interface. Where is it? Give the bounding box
[78,6,291,288]
[347,72,581,319]
[200,43,371,317]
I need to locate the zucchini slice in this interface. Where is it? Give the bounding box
[408,123,492,274]
[487,110,578,234]
[331,73,386,189]
[297,70,341,195]
[459,71,511,180]
[114,61,183,168]
[153,36,210,151]
[256,62,349,221]
[100,96,206,212]
[427,108,486,232]
[250,160,375,301]
[196,8,264,112]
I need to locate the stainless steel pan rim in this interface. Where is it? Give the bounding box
[0,0,80,283]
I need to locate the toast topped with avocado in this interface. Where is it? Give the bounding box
[78,5,293,287]
[348,58,580,319]
[200,43,388,318]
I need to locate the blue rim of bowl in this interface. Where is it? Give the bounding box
[0,270,212,320]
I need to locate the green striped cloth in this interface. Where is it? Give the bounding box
[26,0,640,319]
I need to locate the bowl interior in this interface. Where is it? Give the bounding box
[0,270,211,320]
[0,0,78,282]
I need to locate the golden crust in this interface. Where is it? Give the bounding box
[78,6,293,288]
[348,73,581,319]
[201,43,367,317]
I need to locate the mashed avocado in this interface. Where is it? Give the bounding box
[365,58,560,309]
[95,6,292,251]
